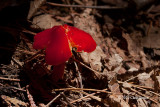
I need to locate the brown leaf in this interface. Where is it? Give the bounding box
[27,0,46,19]
[31,14,61,29]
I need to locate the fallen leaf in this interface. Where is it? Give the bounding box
[27,0,46,19]
[31,14,61,29]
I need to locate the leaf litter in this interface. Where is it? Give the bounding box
[0,0,160,106]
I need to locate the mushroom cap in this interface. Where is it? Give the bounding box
[33,24,96,65]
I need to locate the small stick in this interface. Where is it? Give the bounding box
[22,29,37,35]
[71,90,102,103]
[119,81,159,104]
[24,50,44,63]
[26,85,37,107]
[47,2,124,9]
[61,93,74,107]
[74,0,84,5]
[129,87,158,104]
[124,75,138,82]
[118,81,160,97]
[0,83,26,92]
[72,57,101,78]
[135,86,160,97]
[52,88,115,94]
[17,49,37,55]
[0,76,20,82]
[12,57,23,68]
[74,62,83,96]
[118,81,154,90]
[46,93,61,107]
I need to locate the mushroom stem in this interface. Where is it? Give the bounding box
[50,63,65,82]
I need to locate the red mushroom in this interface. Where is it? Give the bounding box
[33,24,96,81]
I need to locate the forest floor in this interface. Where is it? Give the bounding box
[0,0,160,107]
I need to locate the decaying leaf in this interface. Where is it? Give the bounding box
[156,76,160,88]
[138,72,151,80]
[137,98,148,107]
[138,72,154,88]
[27,0,46,19]
[122,32,142,58]
[142,26,160,49]
[80,46,106,71]
[108,82,129,107]
[109,94,129,107]
[107,54,123,74]
[31,14,61,29]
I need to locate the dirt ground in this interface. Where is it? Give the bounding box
[0,0,160,107]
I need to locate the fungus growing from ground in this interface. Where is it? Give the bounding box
[33,24,96,81]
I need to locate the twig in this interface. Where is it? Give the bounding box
[0,76,20,82]
[9,86,26,92]
[118,81,159,104]
[124,75,138,82]
[47,2,124,9]
[55,16,73,24]
[26,85,37,107]
[0,83,26,92]
[17,49,37,55]
[11,57,23,68]
[71,90,102,103]
[74,62,83,95]
[17,83,26,101]
[134,85,160,97]
[119,81,160,97]
[72,57,101,78]
[61,93,75,107]
[66,0,73,12]
[129,87,158,104]
[52,88,116,95]
[73,0,84,5]
[24,50,44,63]
[118,81,154,90]
[46,93,61,107]
[22,29,37,35]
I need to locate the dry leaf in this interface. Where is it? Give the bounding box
[122,82,132,88]
[107,54,123,74]
[137,98,148,107]
[109,94,129,107]
[27,0,46,19]
[80,46,106,71]
[31,14,61,29]
[73,8,104,45]
[156,76,160,88]
[138,72,154,88]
